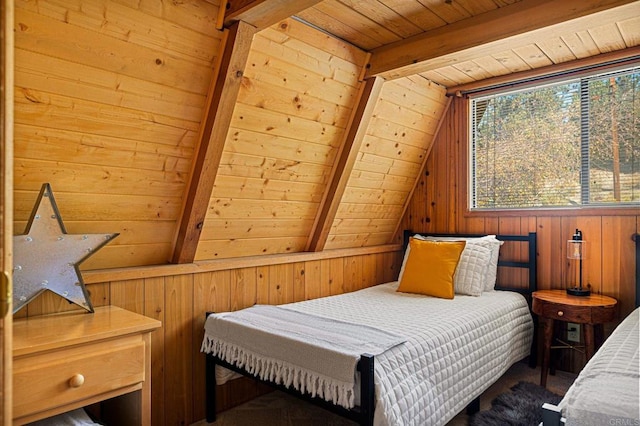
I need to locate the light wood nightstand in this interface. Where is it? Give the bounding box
[13,306,161,425]
[532,290,617,388]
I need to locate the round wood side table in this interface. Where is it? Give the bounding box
[532,289,617,388]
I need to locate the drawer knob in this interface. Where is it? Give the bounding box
[557,311,564,317]
[69,374,85,388]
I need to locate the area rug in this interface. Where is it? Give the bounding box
[469,381,563,426]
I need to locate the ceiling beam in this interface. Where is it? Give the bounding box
[307,76,385,252]
[447,46,640,96]
[219,0,322,30]
[171,21,256,264]
[365,0,638,80]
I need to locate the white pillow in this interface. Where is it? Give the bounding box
[400,235,493,296]
[423,235,502,293]
[481,236,503,291]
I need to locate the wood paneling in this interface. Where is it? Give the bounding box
[13,245,401,425]
[324,76,448,249]
[197,17,367,260]
[13,0,221,269]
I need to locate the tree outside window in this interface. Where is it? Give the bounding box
[470,66,639,210]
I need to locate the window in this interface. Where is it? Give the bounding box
[469,66,639,210]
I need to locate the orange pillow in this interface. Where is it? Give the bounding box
[396,239,466,299]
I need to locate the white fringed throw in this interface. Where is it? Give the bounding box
[201,304,405,408]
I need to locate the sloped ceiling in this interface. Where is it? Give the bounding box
[12,0,640,269]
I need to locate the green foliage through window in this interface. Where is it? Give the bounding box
[470,66,639,209]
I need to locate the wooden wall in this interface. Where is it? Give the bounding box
[13,0,447,267]
[325,77,448,249]
[400,95,639,368]
[13,0,221,269]
[14,245,402,425]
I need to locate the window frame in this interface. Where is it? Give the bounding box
[464,64,640,216]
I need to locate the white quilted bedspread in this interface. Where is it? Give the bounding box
[559,307,639,425]
[283,282,533,426]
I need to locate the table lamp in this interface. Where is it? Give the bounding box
[567,229,590,296]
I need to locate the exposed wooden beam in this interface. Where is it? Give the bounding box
[307,76,385,252]
[447,46,640,96]
[219,0,322,30]
[365,0,638,80]
[171,21,257,264]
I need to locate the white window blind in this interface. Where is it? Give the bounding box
[470,66,639,210]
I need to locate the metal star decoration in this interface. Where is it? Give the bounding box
[13,183,118,314]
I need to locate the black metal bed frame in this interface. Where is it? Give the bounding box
[205,230,538,426]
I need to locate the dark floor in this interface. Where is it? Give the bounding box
[192,361,576,426]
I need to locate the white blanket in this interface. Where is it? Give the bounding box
[559,307,640,425]
[203,282,532,426]
[202,304,405,408]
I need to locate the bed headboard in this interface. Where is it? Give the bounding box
[403,230,538,295]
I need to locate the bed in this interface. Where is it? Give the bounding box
[202,231,538,426]
[542,234,640,426]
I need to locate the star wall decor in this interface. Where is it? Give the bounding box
[12,183,118,314]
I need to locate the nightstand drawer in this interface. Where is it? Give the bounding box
[539,302,592,322]
[13,338,145,419]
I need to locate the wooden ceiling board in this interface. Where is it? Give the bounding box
[450,60,496,83]
[419,69,465,87]
[15,51,206,124]
[200,218,315,240]
[324,231,394,249]
[195,236,310,260]
[325,76,446,248]
[207,198,319,220]
[374,0,447,31]
[269,17,369,64]
[536,37,579,64]
[212,175,326,203]
[415,0,473,24]
[348,170,414,191]
[366,0,638,80]
[512,44,554,69]
[562,32,606,59]
[242,51,361,107]
[235,79,353,130]
[14,88,199,148]
[335,0,425,39]
[222,0,322,29]
[218,153,332,183]
[54,0,220,67]
[312,1,404,47]
[295,7,383,50]
[256,27,364,86]
[229,103,345,144]
[224,128,340,165]
[137,0,220,35]
[618,16,640,46]
[13,0,640,270]
[14,126,192,174]
[361,135,429,166]
[466,55,513,77]
[589,23,630,52]
[16,9,213,93]
[329,218,398,235]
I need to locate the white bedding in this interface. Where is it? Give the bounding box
[558,307,640,425]
[204,281,533,426]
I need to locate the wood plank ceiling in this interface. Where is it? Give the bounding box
[12,0,640,268]
[184,0,640,262]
